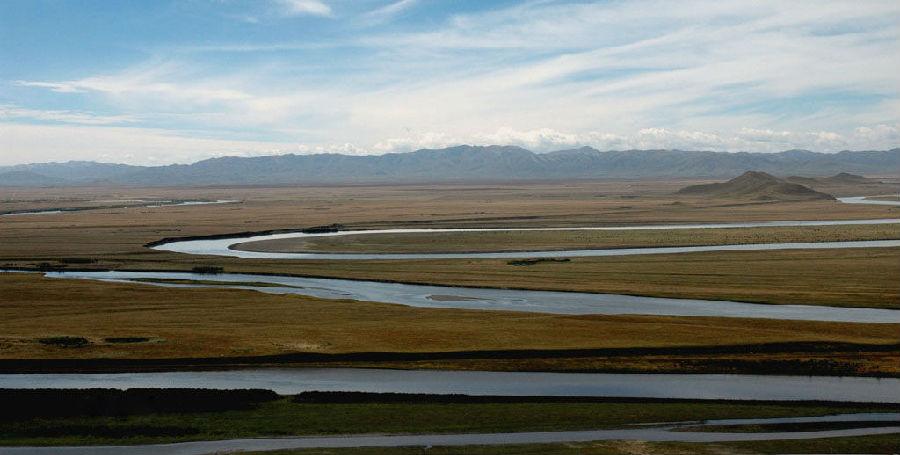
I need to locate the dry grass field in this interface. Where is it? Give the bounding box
[1,183,898,308]
[1,273,898,375]
[20,247,890,309]
[1,181,899,260]
[1,181,898,372]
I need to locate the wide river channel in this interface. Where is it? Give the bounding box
[1,369,899,403]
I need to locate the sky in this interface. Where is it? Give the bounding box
[1,0,899,166]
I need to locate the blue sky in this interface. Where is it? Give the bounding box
[1,0,898,165]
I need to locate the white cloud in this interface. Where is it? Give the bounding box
[15,81,85,93]
[276,0,332,17]
[363,125,900,156]
[0,123,298,166]
[0,105,136,126]
[2,123,897,167]
[361,0,417,25]
[371,132,457,153]
[17,62,253,106]
[13,62,326,133]
[850,125,900,149]
[476,128,581,151]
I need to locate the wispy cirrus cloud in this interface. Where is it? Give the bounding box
[0,122,301,165]
[0,105,136,125]
[15,81,86,93]
[275,0,332,17]
[361,0,417,25]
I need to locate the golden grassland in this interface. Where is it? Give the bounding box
[0,183,898,308]
[236,223,900,254]
[1,181,899,373]
[1,273,898,376]
[44,247,892,309]
[2,182,900,260]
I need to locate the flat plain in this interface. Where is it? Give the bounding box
[1,181,898,308]
[1,179,899,374]
[2,389,897,447]
[2,178,900,454]
[236,223,900,253]
[2,272,899,376]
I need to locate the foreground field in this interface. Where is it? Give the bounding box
[242,435,900,455]
[1,389,895,447]
[1,273,898,376]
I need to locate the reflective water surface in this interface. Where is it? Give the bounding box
[1,200,239,216]
[839,196,900,206]
[2,368,899,402]
[30,270,900,322]
[4,417,900,455]
[150,196,900,259]
[155,224,900,260]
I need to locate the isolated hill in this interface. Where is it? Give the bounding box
[823,172,877,184]
[1,147,898,186]
[784,175,819,185]
[676,171,835,201]
[787,172,880,185]
[787,172,886,186]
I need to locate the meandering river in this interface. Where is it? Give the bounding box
[150,196,900,260]
[31,270,900,322]
[1,197,899,452]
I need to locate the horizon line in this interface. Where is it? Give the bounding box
[4,145,900,168]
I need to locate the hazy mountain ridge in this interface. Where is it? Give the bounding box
[0,170,69,187]
[1,146,898,186]
[0,161,144,183]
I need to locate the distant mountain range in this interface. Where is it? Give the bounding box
[1,146,898,187]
